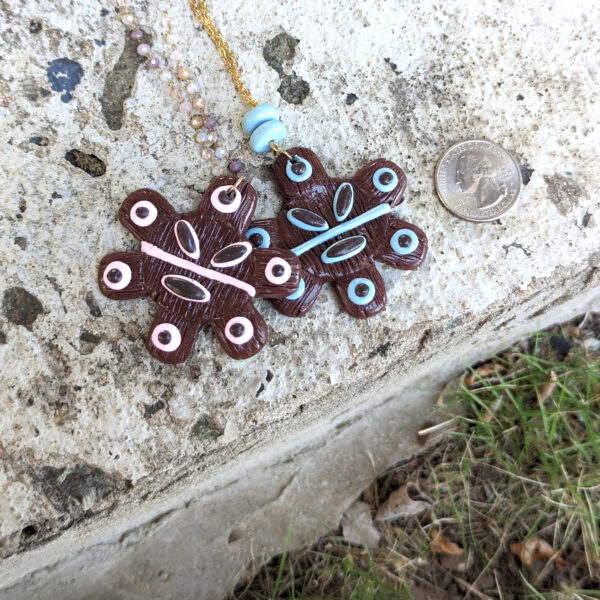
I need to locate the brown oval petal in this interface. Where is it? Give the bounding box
[175,220,199,258]
[333,183,354,221]
[162,275,209,302]
[211,242,251,266]
[322,235,366,262]
[288,208,329,231]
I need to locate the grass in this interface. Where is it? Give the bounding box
[231,313,600,600]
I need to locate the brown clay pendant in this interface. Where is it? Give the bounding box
[98,177,300,363]
[106,1,430,367]
[245,147,428,319]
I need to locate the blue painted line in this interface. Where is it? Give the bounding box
[290,204,391,256]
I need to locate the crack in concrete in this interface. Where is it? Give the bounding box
[502,240,533,257]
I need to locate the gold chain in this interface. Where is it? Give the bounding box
[188,0,258,107]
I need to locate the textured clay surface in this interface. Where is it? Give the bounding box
[251,146,427,318]
[98,182,300,362]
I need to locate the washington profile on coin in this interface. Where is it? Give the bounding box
[435,140,522,222]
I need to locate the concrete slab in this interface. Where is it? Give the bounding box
[0,0,598,596]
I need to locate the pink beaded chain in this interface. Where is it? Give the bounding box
[116,0,245,175]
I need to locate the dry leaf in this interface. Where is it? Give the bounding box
[510,536,565,569]
[375,482,433,522]
[536,371,557,404]
[430,526,464,556]
[465,362,501,387]
[341,500,381,549]
[480,395,504,424]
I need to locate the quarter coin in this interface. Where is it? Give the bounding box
[435,140,522,222]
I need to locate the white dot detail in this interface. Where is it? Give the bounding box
[103,261,132,290]
[151,323,182,352]
[130,200,158,226]
[265,257,292,284]
[225,316,254,345]
[210,185,242,213]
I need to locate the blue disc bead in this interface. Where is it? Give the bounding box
[241,104,280,135]
[249,119,287,153]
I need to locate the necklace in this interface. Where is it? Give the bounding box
[116,0,246,176]
[188,0,428,318]
[98,2,302,364]
[99,0,428,363]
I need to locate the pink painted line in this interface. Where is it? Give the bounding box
[141,241,256,297]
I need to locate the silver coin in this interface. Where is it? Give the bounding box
[435,140,522,222]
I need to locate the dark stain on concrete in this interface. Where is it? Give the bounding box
[502,240,532,257]
[31,464,130,519]
[0,331,6,344]
[384,57,400,75]
[79,330,101,345]
[263,32,310,105]
[190,414,223,441]
[64,149,106,177]
[46,58,84,103]
[278,74,310,105]
[520,162,534,186]
[143,399,165,419]
[79,330,101,354]
[2,287,43,330]
[583,212,595,228]
[29,135,49,147]
[29,20,43,34]
[263,32,298,74]
[85,291,102,317]
[368,342,391,359]
[544,173,587,216]
[14,236,28,250]
[100,30,149,130]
